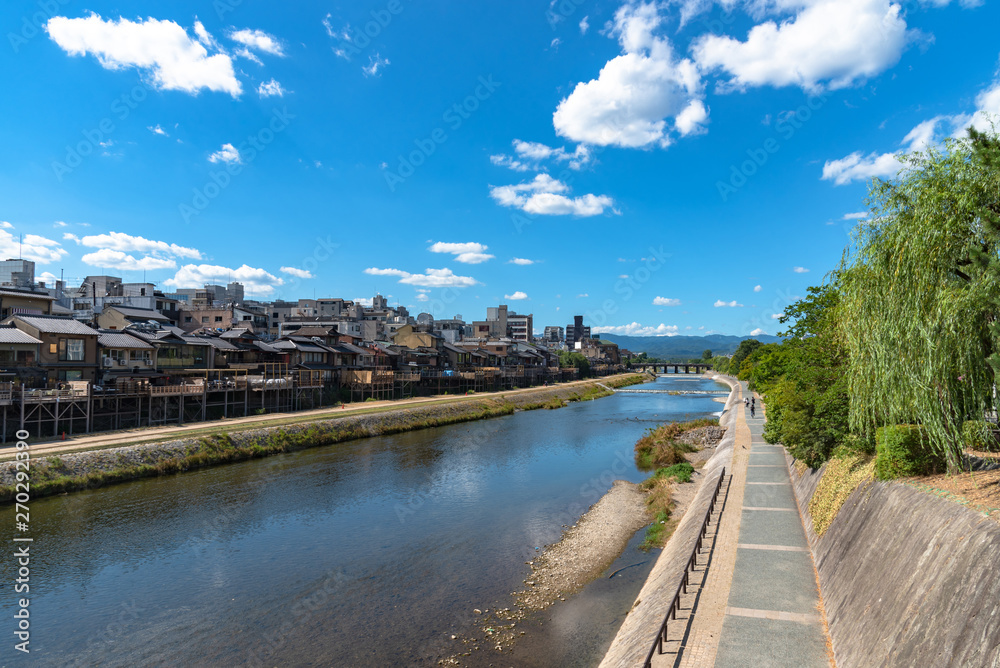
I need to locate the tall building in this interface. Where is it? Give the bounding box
[0,259,34,288]
[507,312,532,341]
[543,326,564,343]
[566,315,591,348]
[227,282,245,304]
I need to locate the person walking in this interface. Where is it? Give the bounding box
[750,402,756,419]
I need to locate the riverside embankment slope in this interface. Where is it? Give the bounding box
[599,372,741,667]
[789,458,1000,667]
[0,374,648,502]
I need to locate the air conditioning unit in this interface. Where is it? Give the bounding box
[103,357,113,367]
[118,359,127,366]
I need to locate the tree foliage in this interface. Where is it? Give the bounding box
[839,131,1000,466]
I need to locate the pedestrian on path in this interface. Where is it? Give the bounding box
[751,403,756,418]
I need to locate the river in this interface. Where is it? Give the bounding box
[3,374,728,667]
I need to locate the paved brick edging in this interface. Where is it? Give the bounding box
[598,374,742,668]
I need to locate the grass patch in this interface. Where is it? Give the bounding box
[808,448,875,536]
[638,461,696,550]
[634,419,715,471]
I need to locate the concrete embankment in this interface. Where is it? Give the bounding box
[0,374,648,502]
[598,373,740,667]
[789,458,1000,667]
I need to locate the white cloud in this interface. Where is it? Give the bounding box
[793,266,809,273]
[674,99,709,136]
[577,293,589,298]
[842,211,868,220]
[579,16,590,35]
[165,263,284,294]
[193,21,219,50]
[504,291,529,300]
[771,313,786,319]
[280,266,313,279]
[74,231,201,259]
[551,38,562,49]
[553,2,704,148]
[428,241,495,265]
[509,258,535,265]
[227,28,284,56]
[363,53,390,77]
[46,14,241,96]
[257,79,287,98]
[81,248,177,271]
[38,271,58,285]
[753,284,762,292]
[593,322,679,337]
[824,76,1000,185]
[821,150,901,185]
[148,124,168,136]
[53,221,68,228]
[0,222,13,229]
[363,267,479,288]
[714,299,743,307]
[233,47,263,66]
[491,140,593,172]
[415,293,429,302]
[490,174,614,217]
[208,143,241,164]
[0,230,67,264]
[692,0,912,93]
[652,296,681,306]
[750,327,767,336]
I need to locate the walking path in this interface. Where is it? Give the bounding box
[673,382,832,667]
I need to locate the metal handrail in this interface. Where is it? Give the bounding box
[643,467,730,668]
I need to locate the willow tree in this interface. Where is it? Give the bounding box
[840,128,1000,467]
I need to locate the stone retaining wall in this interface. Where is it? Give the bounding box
[789,457,1000,667]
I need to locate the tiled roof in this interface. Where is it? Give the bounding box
[106,306,171,321]
[0,327,42,344]
[0,289,54,301]
[12,315,97,335]
[97,331,154,349]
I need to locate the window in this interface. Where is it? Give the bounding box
[201,317,209,323]
[184,316,192,323]
[214,316,223,322]
[58,338,85,361]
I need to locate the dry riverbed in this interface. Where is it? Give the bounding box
[440,421,728,665]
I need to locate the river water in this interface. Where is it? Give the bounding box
[4,375,728,667]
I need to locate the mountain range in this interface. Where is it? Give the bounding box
[600,333,783,361]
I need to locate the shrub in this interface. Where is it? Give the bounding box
[874,425,947,479]
[962,420,1000,452]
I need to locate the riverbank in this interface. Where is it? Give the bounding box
[0,373,649,503]
[442,373,732,665]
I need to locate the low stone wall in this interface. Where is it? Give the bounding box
[1,377,646,501]
[598,373,739,667]
[789,457,1000,667]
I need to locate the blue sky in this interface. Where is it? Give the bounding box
[1,0,998,337]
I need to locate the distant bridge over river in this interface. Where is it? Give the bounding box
[632,363,713,374]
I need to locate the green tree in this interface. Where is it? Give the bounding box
[729,338,762,374]
[839,129,1000,467]
[702,349,713,360]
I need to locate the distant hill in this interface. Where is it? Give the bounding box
[601,333,783,361]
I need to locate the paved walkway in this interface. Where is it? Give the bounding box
[675,382,832,667]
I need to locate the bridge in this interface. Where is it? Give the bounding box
[632,363,712,374]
